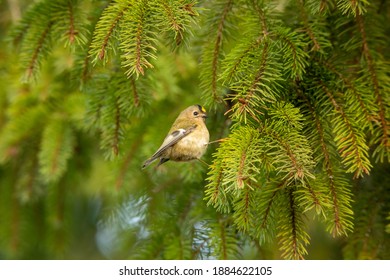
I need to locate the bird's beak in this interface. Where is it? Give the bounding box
[201,112,207,119]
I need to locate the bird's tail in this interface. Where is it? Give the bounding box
[142,157,169,169]
[142,157,155,169]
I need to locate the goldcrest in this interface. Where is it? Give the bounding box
[142,105,210,168]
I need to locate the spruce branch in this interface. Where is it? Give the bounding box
[38,118,75,183]
[318,59,376,126]
[356,13,390,161]
[277,188,310,260]
[255,181,283,244]
[298,0,320,51]
[319,81,371,177]
[89,0,131,63]
[51,0,88,47]
[232,185,254,232]
[0,106,48,164]
[14,146,41,203]
[205,160,231,213]
[222,39,283,123]
[261,103,315,183]
[9,1,41,46]
[200,0,235,107]
[299,91,354,235]
[216,126,262,192]
[275,28,309,80]
[10,0,88,81]
[156,0,197,46]
[23,21,53,81]
[210,0,233,101]
[67,0,76,44]
[208,217,240,259]
[120,0,157,77]
[337,0,369,16]
[305,0,335,14]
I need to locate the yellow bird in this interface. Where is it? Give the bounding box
[142,105,210,168]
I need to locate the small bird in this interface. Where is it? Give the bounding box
[142,105,210,168]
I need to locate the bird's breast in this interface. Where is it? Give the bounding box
[170,125,209,161]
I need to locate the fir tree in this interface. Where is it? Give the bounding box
[0,0,389,260]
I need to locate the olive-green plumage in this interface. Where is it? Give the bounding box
[142,105,210,168]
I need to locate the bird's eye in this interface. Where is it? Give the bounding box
[193,111,199,116]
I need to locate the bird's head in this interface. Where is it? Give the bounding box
[179,105,207,122]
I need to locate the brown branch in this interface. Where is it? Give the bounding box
[135,20,145,75]
[67,1,76,44]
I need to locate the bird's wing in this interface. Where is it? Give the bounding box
[142,125,197,168]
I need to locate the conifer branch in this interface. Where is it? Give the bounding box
[255,182,284,244]
[299,90,354,236]
[277,188,310,260]
[246,41,269,106]
[90,1,131,62]
[200,0,235,107]
[298,0,320,51]
[159,0,184,45]
[120,0,157,77]
[81,52,91,83]
[262,126,310,182]
[25,22,53,80]
[205,161,230,213]
[356,13,389,152]
[320,81,371,177]
[319,59,374,124]
[288,189,299,259]
[211,0,233,102]
[258,187,278,232]
[66,0,76,44]
[130,78,140,107]
[250,0,268,36]
[222,38,262,84]
[270,132,299,177]
[305,94,340,213]
[337,0,368,16]
[233,185,253,232]
[39,118,75,183]
[276,29,309,79]
[219,220,228,260]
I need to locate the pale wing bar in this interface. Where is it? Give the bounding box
[142,125,197,168]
